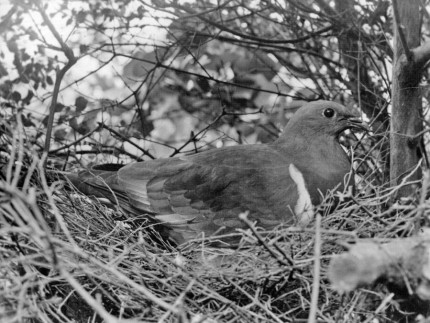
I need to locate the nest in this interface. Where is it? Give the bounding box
[0,125,426,323]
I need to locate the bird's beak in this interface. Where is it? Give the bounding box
[345,116,371,132]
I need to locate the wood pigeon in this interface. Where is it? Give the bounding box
[67,101,368,245]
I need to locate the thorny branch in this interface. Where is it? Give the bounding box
[98,123,156,159]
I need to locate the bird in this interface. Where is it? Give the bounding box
[67,100,368,246]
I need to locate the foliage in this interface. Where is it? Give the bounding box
[0,0,393,169]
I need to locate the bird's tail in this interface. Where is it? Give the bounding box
[64,164,169,243]
[65,164,130,209]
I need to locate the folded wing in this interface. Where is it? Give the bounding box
[115,145,299,243]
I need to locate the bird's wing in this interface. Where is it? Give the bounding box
[117,145,301,244]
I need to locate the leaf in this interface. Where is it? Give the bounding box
[0,63,7,77]
[130,115,154,138]
[69,117,91,135]
[46,76,53,85]
[55,103,65,112]
[196,77,210,92]
[75,96,88,112]
[20,50,30,61]
[28,29,38,41]
[37,45,46,55]
[69,116,79,130]
[58,114,69,125]
[21,114,35,127]
[54,128,68,140]
[79,44,89,54]
[101,8,113,17]
[42,115,48,126]
[4,102,14,108]
[11,91,21,102]
[22,90,34,105]
[6,39,18,52]
[76,11,87,23]
[123,50,164,78]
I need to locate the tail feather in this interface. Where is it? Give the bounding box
[66,164,131,210]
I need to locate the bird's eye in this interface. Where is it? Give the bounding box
[323,108,335,118]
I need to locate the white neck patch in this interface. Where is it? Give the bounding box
[288,163,314,225]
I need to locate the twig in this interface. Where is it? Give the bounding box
[49,124,102,154]
[351,197,390,226]
[104,51,304,99]
[414,170,430,233]
[168,110,225,157]
[99,123,155,159]
[61,269,138,323]
[238,212,294,267]
[357,39,362,111]
[308,213,322,323]
[361,293,395,323]
[144,0,331,45]
[37,156,76,246]
[157,280,196,323]
[225,277,285,323]
[52,147,145,161]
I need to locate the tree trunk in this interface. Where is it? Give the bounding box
[390,0,423,197]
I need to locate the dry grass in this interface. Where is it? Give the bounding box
[0,123,425,323]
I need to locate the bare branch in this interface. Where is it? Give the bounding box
[239,211,295,267]
[142,0,332,45]
[99,123,156,160]
[49,124,102,154]
[108,52,303,100]
[308,214,322,323]
[31,0,77,163]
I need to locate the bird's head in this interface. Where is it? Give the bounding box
[283,100,369,139]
